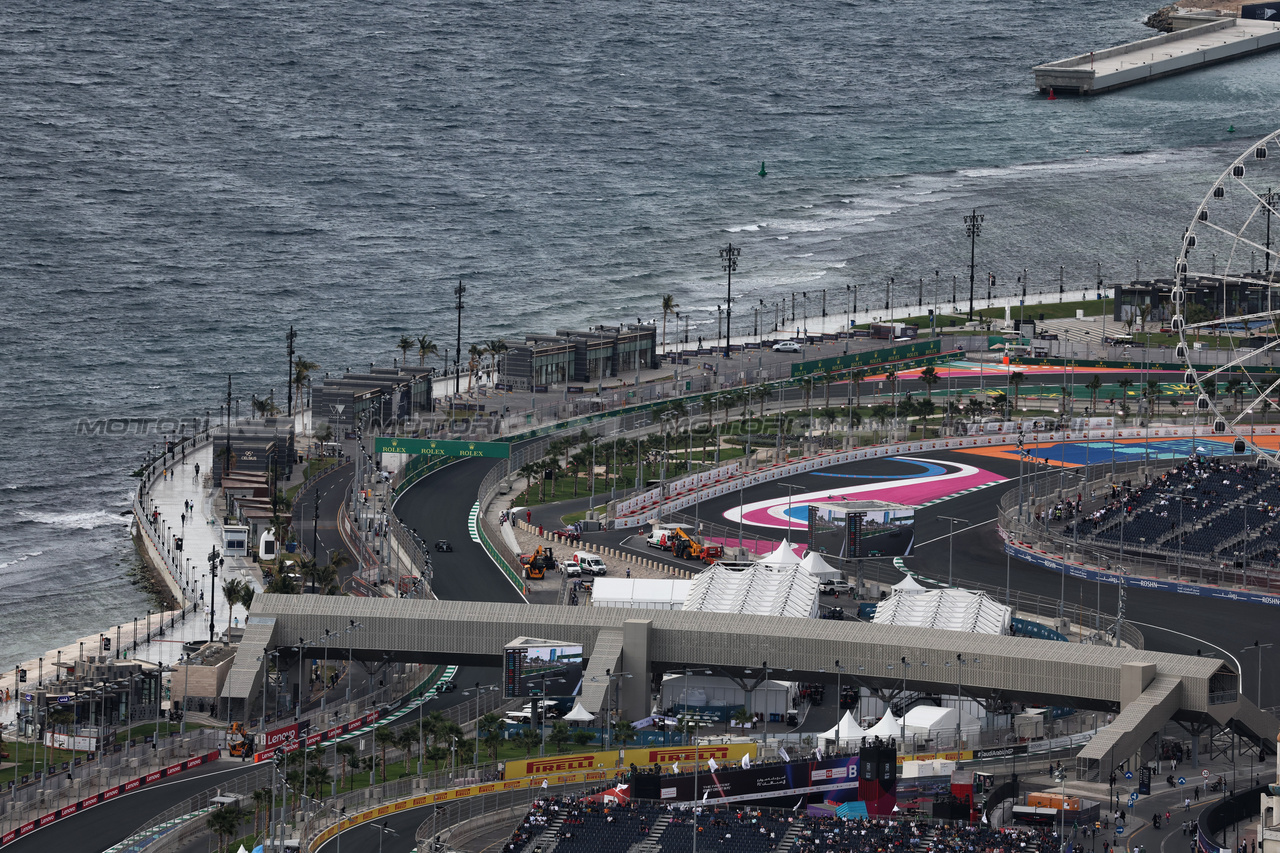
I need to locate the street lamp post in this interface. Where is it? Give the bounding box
[939,516,967,586]
[206,546,220,643]
[720,243,740,359]
[1241,640,1272,706]
[454,279,466,397]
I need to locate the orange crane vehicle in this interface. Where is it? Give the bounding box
[670,528,723,563]
[521,545,555,579]
[227,721,255,757]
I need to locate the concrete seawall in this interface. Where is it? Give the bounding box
[1034,17,1280,95]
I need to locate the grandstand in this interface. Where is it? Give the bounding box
[500,796,1062,853]
[1060,456,1280,569]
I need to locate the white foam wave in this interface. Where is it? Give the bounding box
[19,509,130,530]
[0,551,44,570]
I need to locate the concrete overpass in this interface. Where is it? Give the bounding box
[227,594,1277,779]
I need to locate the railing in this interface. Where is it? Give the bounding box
[106,764,273,853]
[414,781,587,852]
[477,514,526,593]
[998,456,1280,600]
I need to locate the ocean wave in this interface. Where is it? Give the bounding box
[18,509,131,530]
[0,550,44,570]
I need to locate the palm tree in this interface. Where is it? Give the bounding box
[251,787,272,837]
[374,725,396,782]
[515,728,542,757]
[486,339,508,381]
[1008,371,1026,411]
[240,586,254,614]
[661,294,679,355]
[569,450,591,497]
[1117,377,1134,402]
[479,712,504,760]
[851,368,867,408]
[915,399,936,435]
[310,562,339,595]
[1146,379,1161,416]
[870,403,893,431]
[336,742,357,790]
[822,369,835,409]
[424,744,449,771]
[222,578,244,630]
[416,335,438,368]
[397,335,413,366]
[612,719,637,748]
[395,728,418,771]
[1087,375,1103,411]
[309,763,333,799]
[548,721,571,754]
[205,805,244,852]
[966,397,986,423]
[467,343,483,392]
[293,358,318,411]
[731,707,755,731]
[884,368,898,407]
[919,365,940,398]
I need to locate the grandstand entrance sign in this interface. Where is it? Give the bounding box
[374,437,510,459]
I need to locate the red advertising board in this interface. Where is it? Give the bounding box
[0,750,221,849]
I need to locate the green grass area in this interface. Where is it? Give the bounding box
[858,297,1110,332]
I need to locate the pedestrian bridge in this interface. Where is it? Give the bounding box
[226,594,1277,778]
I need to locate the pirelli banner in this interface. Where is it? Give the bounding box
[502,742,757,783]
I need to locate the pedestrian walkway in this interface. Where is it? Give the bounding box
[0,437,263,732]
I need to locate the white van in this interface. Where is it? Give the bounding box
[573,551,607,576]
[646,524,692,549]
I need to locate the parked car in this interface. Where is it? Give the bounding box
[554,528,581,543]
[435,539,453,552]
[819,579,852,595]
[771,340,802,353]
[562,559,582,577]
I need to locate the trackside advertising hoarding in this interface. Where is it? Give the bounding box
[502,742,756,782]
[0,750,220,849]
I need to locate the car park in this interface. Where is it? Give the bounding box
[435,539,453,552]
[771,340,802,353]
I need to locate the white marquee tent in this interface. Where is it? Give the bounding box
[863,710,904,739]
[683,565,819,618]
[797,551,843,582]
[903,705,982,739]
[757,539,803,567]
[892,574,929,595]
[820,710,869,743]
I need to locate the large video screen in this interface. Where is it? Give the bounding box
[503,639,583,698]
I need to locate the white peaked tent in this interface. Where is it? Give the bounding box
[758,539,802,567]
[798,551,843,581]
[903,705,982,739]
[892,574,929,595]
[563,703,596,722]
[863,710,904,739]
[820,710,868,742]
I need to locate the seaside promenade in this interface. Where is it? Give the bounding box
[0,440,259,734]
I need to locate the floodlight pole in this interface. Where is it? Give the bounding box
[965,209,983,320]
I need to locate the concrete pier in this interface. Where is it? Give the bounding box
[1033,17,1280,95]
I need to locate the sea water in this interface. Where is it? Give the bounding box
[2,0,1278,668]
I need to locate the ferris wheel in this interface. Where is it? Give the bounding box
[1173,128,1280,467]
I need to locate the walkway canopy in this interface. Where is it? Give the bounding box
[683,565,818,619]
[871,588,1010,635]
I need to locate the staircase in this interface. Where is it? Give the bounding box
[628,813,671,853]
[772,821,805,853]
[531,813,568,853]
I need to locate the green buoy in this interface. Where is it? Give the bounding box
[758,161,767,178]
[1228,125,1236,133]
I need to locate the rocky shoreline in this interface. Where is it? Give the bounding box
[1145,1,1247,33]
